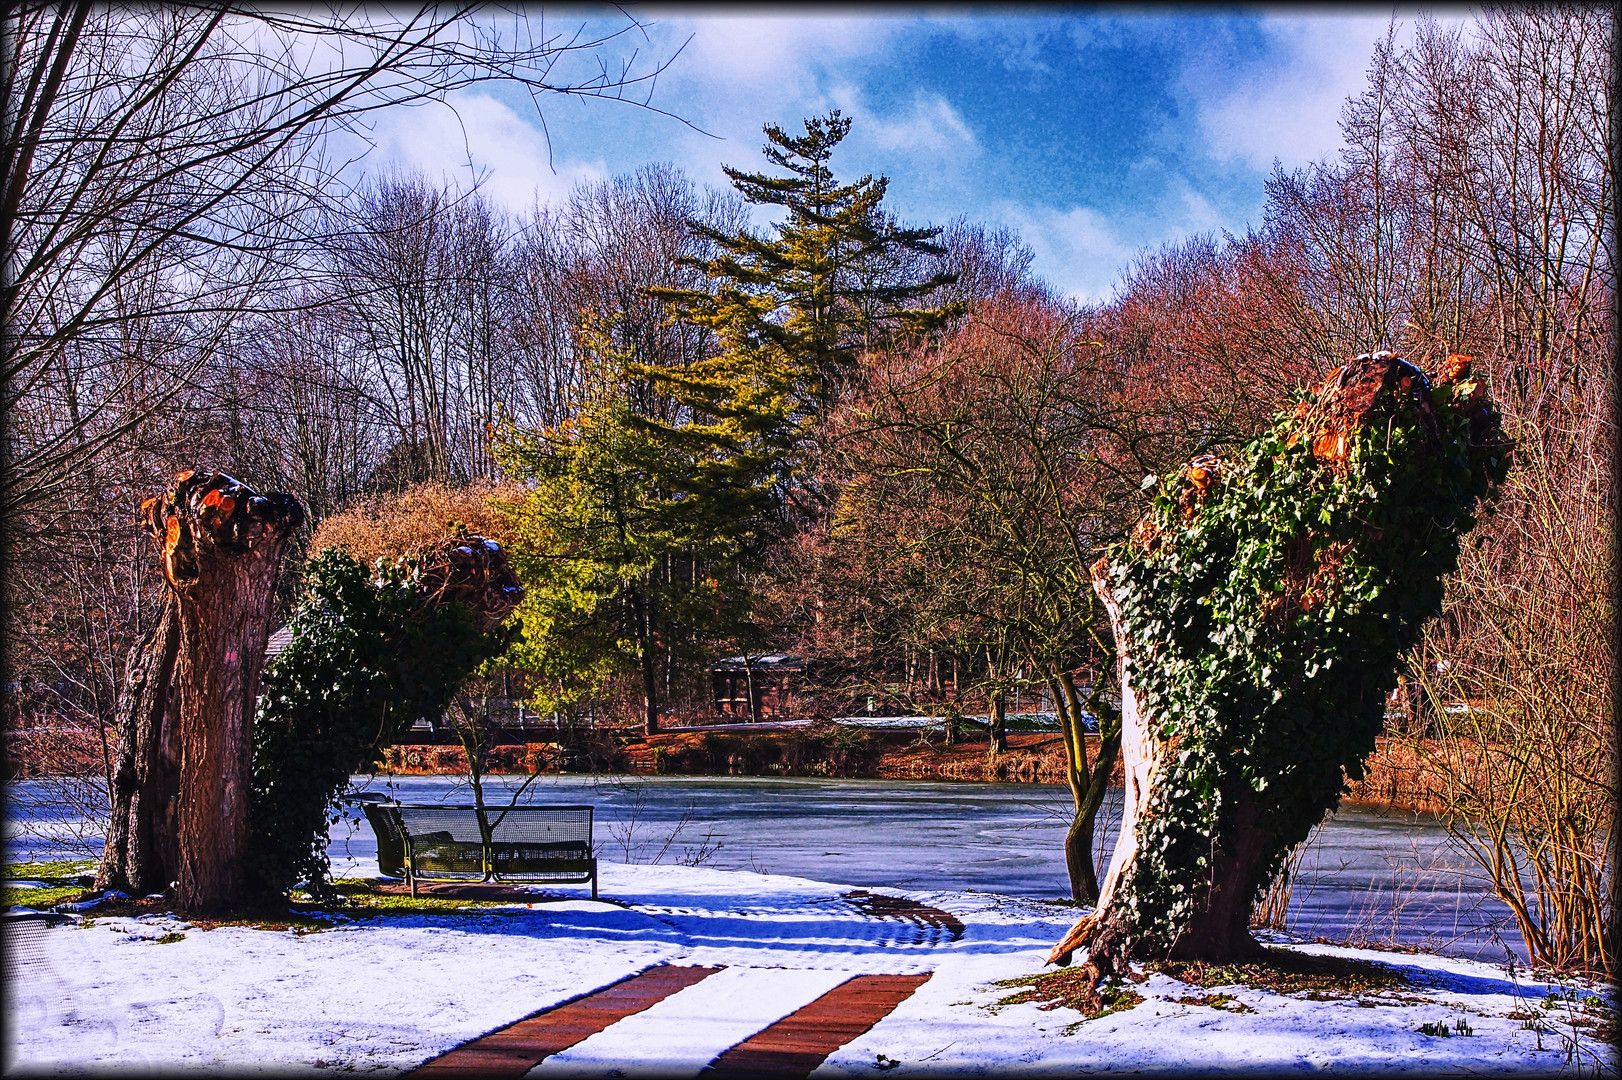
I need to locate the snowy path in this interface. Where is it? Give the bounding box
[413,964,936,1079]
[6,861,1613,1076]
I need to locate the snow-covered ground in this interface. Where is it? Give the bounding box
[7,859,1612,1077]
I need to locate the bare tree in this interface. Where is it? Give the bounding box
[807,292,1164,902]
[226,300,385,529]
[508,164,746,431]
[319,172,517,486]
[2,1,688,520]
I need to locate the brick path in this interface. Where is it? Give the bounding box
[407,964,932,1079]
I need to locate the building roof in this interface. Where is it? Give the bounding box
[265,626,293,662]
[710,655,805,671]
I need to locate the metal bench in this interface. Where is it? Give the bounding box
[366,804,597,899]
[357,798,408,879]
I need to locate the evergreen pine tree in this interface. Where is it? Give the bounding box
[494,321,797,735]
[660,110,957,408]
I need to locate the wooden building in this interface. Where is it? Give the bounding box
[710,655,805,719]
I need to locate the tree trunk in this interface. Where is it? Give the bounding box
[1044,351,1507,983]
[1073,715,1121,902]
[136,471,303,913]
[1055,670,1118,906]
[1048,564,1164,968]
[1049,558,1270,975]
[1164,794,1270,960]
[632,590,659,736]
[988,686,1007,755]
[744,656,758,724]
[96,599,182,896]
[642,655,660,736]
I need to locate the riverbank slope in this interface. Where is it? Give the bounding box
[378,725,1448,813]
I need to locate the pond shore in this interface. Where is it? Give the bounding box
[378,727,1448,814]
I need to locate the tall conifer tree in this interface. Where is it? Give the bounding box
[660,110,957,409]
[494,322,796,735]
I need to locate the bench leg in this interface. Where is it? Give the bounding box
[591,870,597,901]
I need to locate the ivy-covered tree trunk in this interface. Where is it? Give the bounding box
[247,535,522,901]
[117,472,304,913]
[1047,352,1508,985]
[1081,573,1270,960]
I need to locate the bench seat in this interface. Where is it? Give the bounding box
[364,804,597,899]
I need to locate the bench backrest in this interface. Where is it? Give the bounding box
[394,804,593,849]
[361,802,408,876]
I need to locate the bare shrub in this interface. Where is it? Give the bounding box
[1411,409,1613,976]
[309,480,524,564]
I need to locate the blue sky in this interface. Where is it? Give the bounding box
[364,7,1468,302]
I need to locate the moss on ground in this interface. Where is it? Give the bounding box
[1171,992,1256,1013]
[294,880,538,917]
[990,968,1145,1029]
[1146,947,1408,999]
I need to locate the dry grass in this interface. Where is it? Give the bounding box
[990,968,1145,1026]
[1146,948,1409,999]
[310,480,526,565]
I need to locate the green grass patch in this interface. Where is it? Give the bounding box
[154,931,187,944]
[4,859,97,881]
[3,859,99,909]
[2,884,86,907]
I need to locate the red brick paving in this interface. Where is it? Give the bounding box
[406,964,722,1077]
[700,973,932,1078]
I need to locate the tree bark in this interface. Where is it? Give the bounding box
[96,598,181,896]
[1055,670,1119,906]
[136,471,303,913]
[988,685,1008,754]
[630,589,659,736]
[1048,563,1165,969]
[1165,794,1270,960]
[641,642,660,736]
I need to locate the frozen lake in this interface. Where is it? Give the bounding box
[7,773,1526,962]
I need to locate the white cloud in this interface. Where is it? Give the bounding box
[990,202,1136,304]
[991,173,1237,304]
[1171,178,1225,236]
[859,91,979,156]
[1194,14,1446,171]
[672,14,897,85]
[366,93,607,213]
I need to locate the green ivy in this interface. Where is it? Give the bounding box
[246,548,512,900]
[1101,361,1507,952]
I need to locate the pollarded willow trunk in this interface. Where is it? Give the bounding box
[97,600,181,896]
[1048,352,1509,984]
[103,472,303,913]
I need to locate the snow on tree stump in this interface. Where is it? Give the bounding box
[1047,352,1508,992]
[410,534,524,632]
